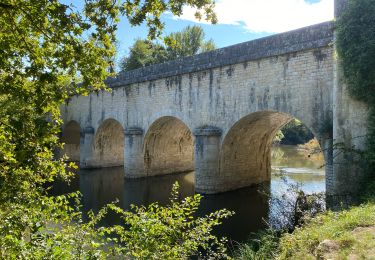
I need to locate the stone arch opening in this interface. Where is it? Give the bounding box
[219,111,326,191]
[144,116,194,176]
[94,119,124,167]
[61,120,81,162]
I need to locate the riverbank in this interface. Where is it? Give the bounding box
[235,202,375,259]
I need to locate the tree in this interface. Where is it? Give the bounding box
[120,25,216,71]
[0,1,234,258]
[279,119,314,145]
[165,25,216,59]
[336,0,375,103]
[120,39,168,71]
[0,0,216,203]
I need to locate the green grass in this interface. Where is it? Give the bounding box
[278,203,375,259]
[234,230,280,260]
[234,203,375,259]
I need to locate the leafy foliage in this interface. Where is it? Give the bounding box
[0,183,233,259]
[0,193,111,259]
[336,0,375,195]
[108,183,233,259]
[120,25,216,71]
[278,119,314,145]
[336,0,375,102]
[234,230,280,260]
[120,39,169,71]
[0,0,235,258]
[164,25,216,59]
[1,0,118,205]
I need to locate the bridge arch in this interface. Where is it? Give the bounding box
[143,116,194,176]
[94,118,124,167]
[144,110,193,136]
[61,120,81,162]
[219,111,326,191]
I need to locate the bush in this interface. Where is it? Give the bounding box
[234,230,280,260]
[0,183,233,259]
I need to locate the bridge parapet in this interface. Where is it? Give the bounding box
[108,21,333,88]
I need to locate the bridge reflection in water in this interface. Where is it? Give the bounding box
[79,169,269,243]
[51,145,325,243]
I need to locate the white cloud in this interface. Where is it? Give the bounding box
[174,0,334,33]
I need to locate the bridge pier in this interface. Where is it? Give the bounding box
[194,126,223,194]
[124,127,146,178]
[321,137,334,195]
[80,126,96,169]
[327,0,369,207]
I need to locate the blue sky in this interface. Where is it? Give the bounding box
[116,0,333,63]
[62,0,334,64]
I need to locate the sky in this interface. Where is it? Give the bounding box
[62,0,334,65]
[116,0,334,63]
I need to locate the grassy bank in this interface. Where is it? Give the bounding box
[235,203,375,259]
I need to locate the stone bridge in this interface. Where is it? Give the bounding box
[61,2,368,201]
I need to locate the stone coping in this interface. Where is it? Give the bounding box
[107,21,333,88]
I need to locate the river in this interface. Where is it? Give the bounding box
[51,145,325,244]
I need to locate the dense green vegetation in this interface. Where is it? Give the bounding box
[235,203,375,259]
[336,0,375,190]
[164,25,216,59]
[0,183,233,259]
[120,39,169,71]
[278,203,375,259]
[336,0,375,103]
[277,119,314,145]
[0,1,238,259]
[120,25,216,71]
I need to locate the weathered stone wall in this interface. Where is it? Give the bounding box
[329,0,369,204]
[61,22,335,194]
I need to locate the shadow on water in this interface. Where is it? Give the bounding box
[50,145,325,244]
[198,184,269,243]
[50,167,269,243]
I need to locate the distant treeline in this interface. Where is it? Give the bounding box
[279,119,314,145]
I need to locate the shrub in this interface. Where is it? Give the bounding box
[0,183,233,259]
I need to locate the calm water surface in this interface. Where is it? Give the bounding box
[53,145,325,243]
